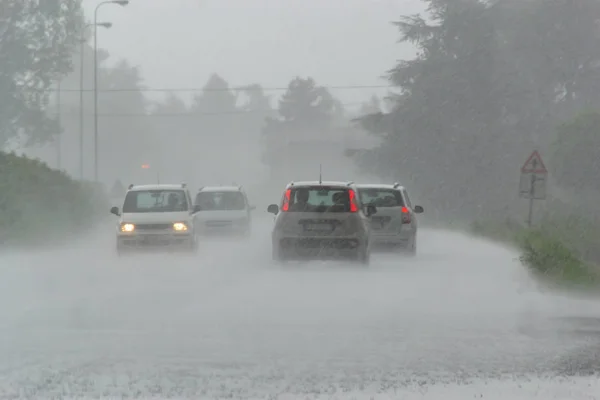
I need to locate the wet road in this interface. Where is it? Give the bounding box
[0,221,599,398]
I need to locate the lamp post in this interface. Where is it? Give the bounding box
[93,0,129,183]
[56,80,61,170]
[80,21,111,181]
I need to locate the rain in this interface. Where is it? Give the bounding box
[1,0,600,398]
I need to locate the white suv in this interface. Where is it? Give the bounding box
[355,183,423,255]
[267,181,376,264]
[110,184,198,255]
[193,186,255,237]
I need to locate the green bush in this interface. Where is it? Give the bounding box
[0,151,108,246]
[470,218,600,289]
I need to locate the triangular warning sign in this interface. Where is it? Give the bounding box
[521,150,547,173]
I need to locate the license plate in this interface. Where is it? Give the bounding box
[305,223,332,231]
[371,222,383,230]
[142,235,166,244]
[372,217,388,229]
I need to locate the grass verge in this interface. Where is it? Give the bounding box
[470,217,600,290]
[0,151,108,248]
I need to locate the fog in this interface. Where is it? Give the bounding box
[2,0,600,398]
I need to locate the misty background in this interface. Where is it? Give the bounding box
[3,0,600,226]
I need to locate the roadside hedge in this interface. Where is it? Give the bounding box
[471,218,600,290]
[0,151,108,247]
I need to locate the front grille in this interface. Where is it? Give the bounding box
[136,223,172,231]
[121,235,189,247]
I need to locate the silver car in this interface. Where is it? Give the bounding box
[355,183,423,255]
[267,181,376,264]
[193,186,255,237]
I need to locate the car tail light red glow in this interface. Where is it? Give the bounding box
[281,189,291,212]
[401,206,411,224]
[348,189,358,212]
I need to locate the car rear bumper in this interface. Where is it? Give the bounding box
[370,231,414,247]
[274,236,366,260]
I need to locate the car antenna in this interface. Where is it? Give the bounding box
[319,164,322,184]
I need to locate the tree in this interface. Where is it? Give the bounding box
[354,0,600,221]
[261,77,354,181]
[0,0,83,146]
[95,59,156,183]
[551,111,600,191]
[239,84,272,113]
[190,73,237,115]
[358,0,510,220]
[276,77,341,129]
[19,42,160,184]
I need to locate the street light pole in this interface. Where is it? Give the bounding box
[80,21,111,181]
[93,0,129,183]
[57,80,61,170]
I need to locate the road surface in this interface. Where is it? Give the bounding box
[0,220,599,399]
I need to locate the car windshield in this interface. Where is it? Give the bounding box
[358,188,405,208]
[122,190,188,213]
[195,191,246,211]
[286,186,352,212]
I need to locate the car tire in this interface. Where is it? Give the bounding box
[358,247,370,266]
[189,238,198,254]
[406,236,417,257]
[272,245,286,264]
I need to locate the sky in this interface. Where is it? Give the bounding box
[82,0,424,108]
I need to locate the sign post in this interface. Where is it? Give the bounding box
[519,150,547,227]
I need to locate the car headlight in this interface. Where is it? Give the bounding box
[173,222,188,231]
[121,223,135,232]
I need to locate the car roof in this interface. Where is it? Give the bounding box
[285,180,355,189]
[128,184,187,192]
[198,185,243,192]
[356,183,406,191]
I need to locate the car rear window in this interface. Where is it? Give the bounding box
[286,186,352,212]
[358,188,404,208]
[123,190,188,213]
[195,191,246,211]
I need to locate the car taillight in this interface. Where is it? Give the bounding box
[348,189,358,212]
[401,206,411,224]
[281,189,291,212]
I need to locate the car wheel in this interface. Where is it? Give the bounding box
[358,247,370,266]
[189,239,198,253]
[272,245,286,264]
[405,236,417,257]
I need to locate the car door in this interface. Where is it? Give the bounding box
[354,187,372,236]
[401,189,417,231]
[243,191,252,223]
[184,190,195,229]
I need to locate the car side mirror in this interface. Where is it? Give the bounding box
[366,204,377,217]
[110,206,120,216]
[414,205,424,214]
[267,204,279,214]
[193,204,202,213]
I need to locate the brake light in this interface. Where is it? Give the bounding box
[348,189,358,212]
[401,206,411,224]
[281,189,291,212]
